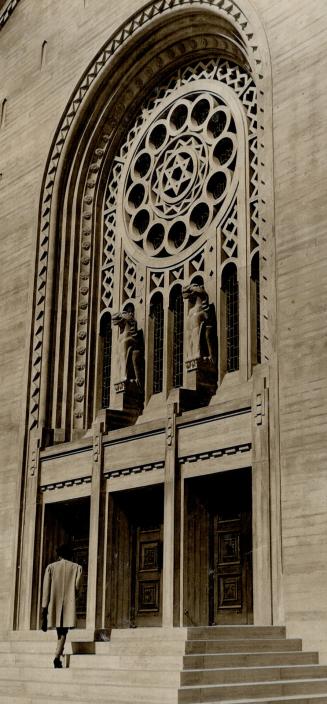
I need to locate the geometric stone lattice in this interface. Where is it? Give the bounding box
[123,254,137,301]
[123,91,237,259]
[221,200,238,260]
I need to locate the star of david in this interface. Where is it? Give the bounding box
[162,152,193,198]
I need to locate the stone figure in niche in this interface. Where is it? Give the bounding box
[182,283,217,367]
[112,308,144,389]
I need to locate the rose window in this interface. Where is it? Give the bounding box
[121,90,238,261]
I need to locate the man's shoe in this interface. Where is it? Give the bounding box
[53,657,62,668]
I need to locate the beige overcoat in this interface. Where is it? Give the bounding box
[42,558,83,628]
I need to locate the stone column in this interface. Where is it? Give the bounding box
[86,415,105,633]
[17,428,43,629]
[252,372,272,624]
[162,403,177,627]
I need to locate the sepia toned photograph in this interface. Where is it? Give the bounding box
[0,0,327,701]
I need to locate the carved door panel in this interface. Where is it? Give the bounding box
[133,527,163,627]
[212,505,252,625]
[72,537,89,621]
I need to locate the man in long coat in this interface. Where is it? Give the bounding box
[42,544,83,668]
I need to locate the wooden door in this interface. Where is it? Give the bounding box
[132,527,163,626]
[211,490,252,625]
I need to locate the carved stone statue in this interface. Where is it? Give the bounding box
[112,309,143,389]
[182,283,217,366]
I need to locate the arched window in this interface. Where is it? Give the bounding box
[150,293,164,395]
[251,253,261,364]
[170,286,184,389]
[222,264,239,372]
[100,313,112,409]
[37,37,265,437]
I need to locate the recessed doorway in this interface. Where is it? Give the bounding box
[183,468,253,626]
[41,497,90,627]
[106,484,164,628]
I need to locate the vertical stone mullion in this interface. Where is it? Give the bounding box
[18,429,43,629]
[162,403,177,626]
[86,417,105,631]
[252,371,272,625]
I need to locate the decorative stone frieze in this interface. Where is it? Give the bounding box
[40,475,92,492]
[179,441,251,464]
[104,460,164,479]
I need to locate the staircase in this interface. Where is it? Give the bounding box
[1,626,327,703]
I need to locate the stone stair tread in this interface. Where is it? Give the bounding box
[178,678,327,701]
[0,670,178,685]
[200,696,327,703]
[70,653,182,669]
[185,639,303,654]
[200,692,327,704]
[187,627,287,640]
[0,680,178,703]
[183,653,319,669]
[2,701,326,704]
[184,665,326,673]
[187,639,301,644]
[180,678,327,688]
[0,698,167,704]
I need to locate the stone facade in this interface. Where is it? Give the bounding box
[0,0,327,666]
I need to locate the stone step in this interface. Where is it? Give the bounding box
[7,630,94,642]
[185,640,303,655]
[70,653,183,670]
[183,653,319,670]
[193,698,327,704]
[0,679,178,703]
[0,664,181,687]
[0,652,63,667]
[0,640,76,655]
[111,627,187,641]
[0,698,169,704]
[178,679,327,703]
[186,627,287,641]
[0,700,324,704]
[96,640,186,656]
[181,665,327,686]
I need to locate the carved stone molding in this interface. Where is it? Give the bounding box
[73,133,110,429]
[104,460,164,479]
[166,406,175,448]
[254,391,265,426]
[40,475,92,492]
[28,434,41,478]
[179,441,251,464]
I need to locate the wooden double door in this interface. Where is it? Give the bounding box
[184,468,253,626]
[108,485,163,628]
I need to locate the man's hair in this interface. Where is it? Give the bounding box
[56,543,73,560]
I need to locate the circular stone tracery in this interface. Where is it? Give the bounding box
[122,89,238,260]
[151,134,207,215]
